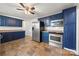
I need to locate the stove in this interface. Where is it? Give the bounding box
[49,33,63,48]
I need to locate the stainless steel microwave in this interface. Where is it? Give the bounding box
[50,19,63,27]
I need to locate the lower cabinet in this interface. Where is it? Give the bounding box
[13,31,25,39]
[42,31,49,43]
[1,31,25,43]
[1,32,13,43]
[63,23,76,50]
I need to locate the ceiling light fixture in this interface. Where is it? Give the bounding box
[17,3,35,15]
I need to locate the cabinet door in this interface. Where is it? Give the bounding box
[42,32,49,43]
[1,33,7,43]
[0,16,5,26]
[39,17,51,27]
[16,20,22,27]
[6,18,16,26]
[63,7,76,25]
[7,32,14,41]
[1,32,14,43]
[44,17,51,27]
[13,31,25,40]
[50,13,63,20]
[1,33,9,43]
[1,31,25,43]
[63,23,76,50]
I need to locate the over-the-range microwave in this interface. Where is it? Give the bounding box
[50,19,63,27]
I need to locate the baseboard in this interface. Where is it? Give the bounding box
[64,47,77,55]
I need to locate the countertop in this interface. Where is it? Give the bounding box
[0,30,25,33]
[42,30,63,35]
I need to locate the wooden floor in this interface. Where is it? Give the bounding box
[0,36,76,56]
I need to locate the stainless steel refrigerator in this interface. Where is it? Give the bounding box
[32,21,44,42]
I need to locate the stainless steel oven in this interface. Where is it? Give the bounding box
[49,33,63,48]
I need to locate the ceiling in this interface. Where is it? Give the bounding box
[0,3,76,20]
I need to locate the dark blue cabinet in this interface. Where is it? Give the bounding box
[1,31,25,43]
[16,20,22,27]
[43,17,51,27]
[42,31,49,43]
[13,31,25,39]
[39,17,51,27]
[63,7,76,25]
[0,15,22,27]
[0,16,5,26]
[1,32,14,43]
[1,33,10,43]
[50,13,63,20]
[63,24,76,50]
[63,7,76,50]
[38,13,63,27]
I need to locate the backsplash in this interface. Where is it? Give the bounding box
[45,27,64,32]
[0,26,22,30]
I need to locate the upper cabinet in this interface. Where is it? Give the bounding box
[50,13,63,20]
[0,15,22,27]
[16,19,22,27]
[38,13,63,27]
[38,17,51,27]
[63,7,76,25]
[0,16,5,26]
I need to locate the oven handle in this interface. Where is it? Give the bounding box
[49,34,62,37]
[49,34,63,44]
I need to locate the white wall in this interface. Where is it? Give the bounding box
[76,4,79,55]
[22,19,38,36]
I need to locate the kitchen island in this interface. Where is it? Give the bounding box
[0,30,25,43]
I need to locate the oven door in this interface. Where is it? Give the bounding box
[49,34,62,44]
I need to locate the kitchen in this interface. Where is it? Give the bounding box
[0,3,79,56]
